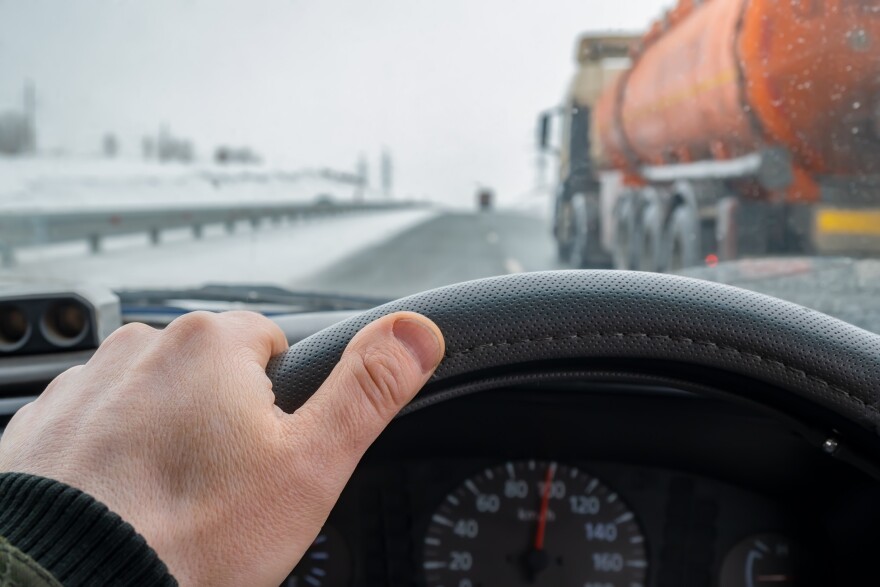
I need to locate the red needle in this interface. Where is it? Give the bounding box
[534,464,554,550]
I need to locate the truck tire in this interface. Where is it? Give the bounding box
[557,240,574,263]
[666,204,701,271]
[638,202,664,272]
[612,195,638,270]
[555,199,574,262]
[569,193,604,268]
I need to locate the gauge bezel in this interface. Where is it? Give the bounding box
[420,459,650,587]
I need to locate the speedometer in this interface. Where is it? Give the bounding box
[422,460,648,586]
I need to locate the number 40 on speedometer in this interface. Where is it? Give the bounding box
[422,460,648,587]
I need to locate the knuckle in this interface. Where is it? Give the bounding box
[164,311,216,341]
[220,310,267,325]
[349,347,408,418]
[11,399,33,418]
[57,364,84,380]
[100,322,155,349]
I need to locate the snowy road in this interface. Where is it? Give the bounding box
[0,160,563,297]
[0,208,561,297]
[291,210,561,298]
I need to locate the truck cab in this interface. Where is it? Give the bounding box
[539,33,637,268]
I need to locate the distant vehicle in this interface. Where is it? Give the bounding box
[315,193,335,207]
[477,188,493,212]
[541,1,880,271]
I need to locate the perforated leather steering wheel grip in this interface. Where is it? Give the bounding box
[266,271,880,436]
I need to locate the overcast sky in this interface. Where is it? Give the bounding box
[0,0,670,205]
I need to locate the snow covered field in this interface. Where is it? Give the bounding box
[0,158,378,212]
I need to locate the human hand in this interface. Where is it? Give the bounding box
[0,310,444,586]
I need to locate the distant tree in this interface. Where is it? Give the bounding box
[103,133,119,158]
[0,112,31,155]
[142,136,155,160]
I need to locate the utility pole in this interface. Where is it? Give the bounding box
[356,154,369,202]
[23,80,36,154]
[380,148,393,199]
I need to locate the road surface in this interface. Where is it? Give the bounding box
[291,210,561,298]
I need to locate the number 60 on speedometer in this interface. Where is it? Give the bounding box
[422,460,648,587]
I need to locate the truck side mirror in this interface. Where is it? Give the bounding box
[538,112,552,150]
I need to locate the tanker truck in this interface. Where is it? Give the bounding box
[542,0,880,271]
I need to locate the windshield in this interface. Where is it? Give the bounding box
[2,1,880,330]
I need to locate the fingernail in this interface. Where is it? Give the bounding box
[393,318,443,374]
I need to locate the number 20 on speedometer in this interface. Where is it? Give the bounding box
[422,460,648,587]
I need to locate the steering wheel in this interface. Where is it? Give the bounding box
[267,270,880,472]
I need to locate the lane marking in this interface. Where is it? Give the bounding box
[504,257,525,274]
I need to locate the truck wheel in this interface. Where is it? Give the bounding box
[638,203,664,272]
[557,240,573,263]
[555,200,574,262]
[612,195,638,270]
[569,193,601,268]
[666,204,701,271]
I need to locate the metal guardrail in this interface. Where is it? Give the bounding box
[0,200,421,266]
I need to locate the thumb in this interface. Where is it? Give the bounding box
[286,311,444,464]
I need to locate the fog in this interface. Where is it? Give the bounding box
[0,0,670,206]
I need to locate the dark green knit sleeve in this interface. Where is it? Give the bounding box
[0,473,177,586]
[0,535,62,587]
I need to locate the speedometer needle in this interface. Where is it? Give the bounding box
[522,464,555,582]
[534,465,554,550]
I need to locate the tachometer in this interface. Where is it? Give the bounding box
[422,460,648,586]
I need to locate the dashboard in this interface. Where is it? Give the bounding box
[283,385,880,587]
[1,295,879,587]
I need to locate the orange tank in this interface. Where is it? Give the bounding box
[596,0,880,202]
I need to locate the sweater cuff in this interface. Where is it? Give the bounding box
[0,473,177,586]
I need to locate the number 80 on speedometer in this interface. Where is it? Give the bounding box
[422,460,648,587]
